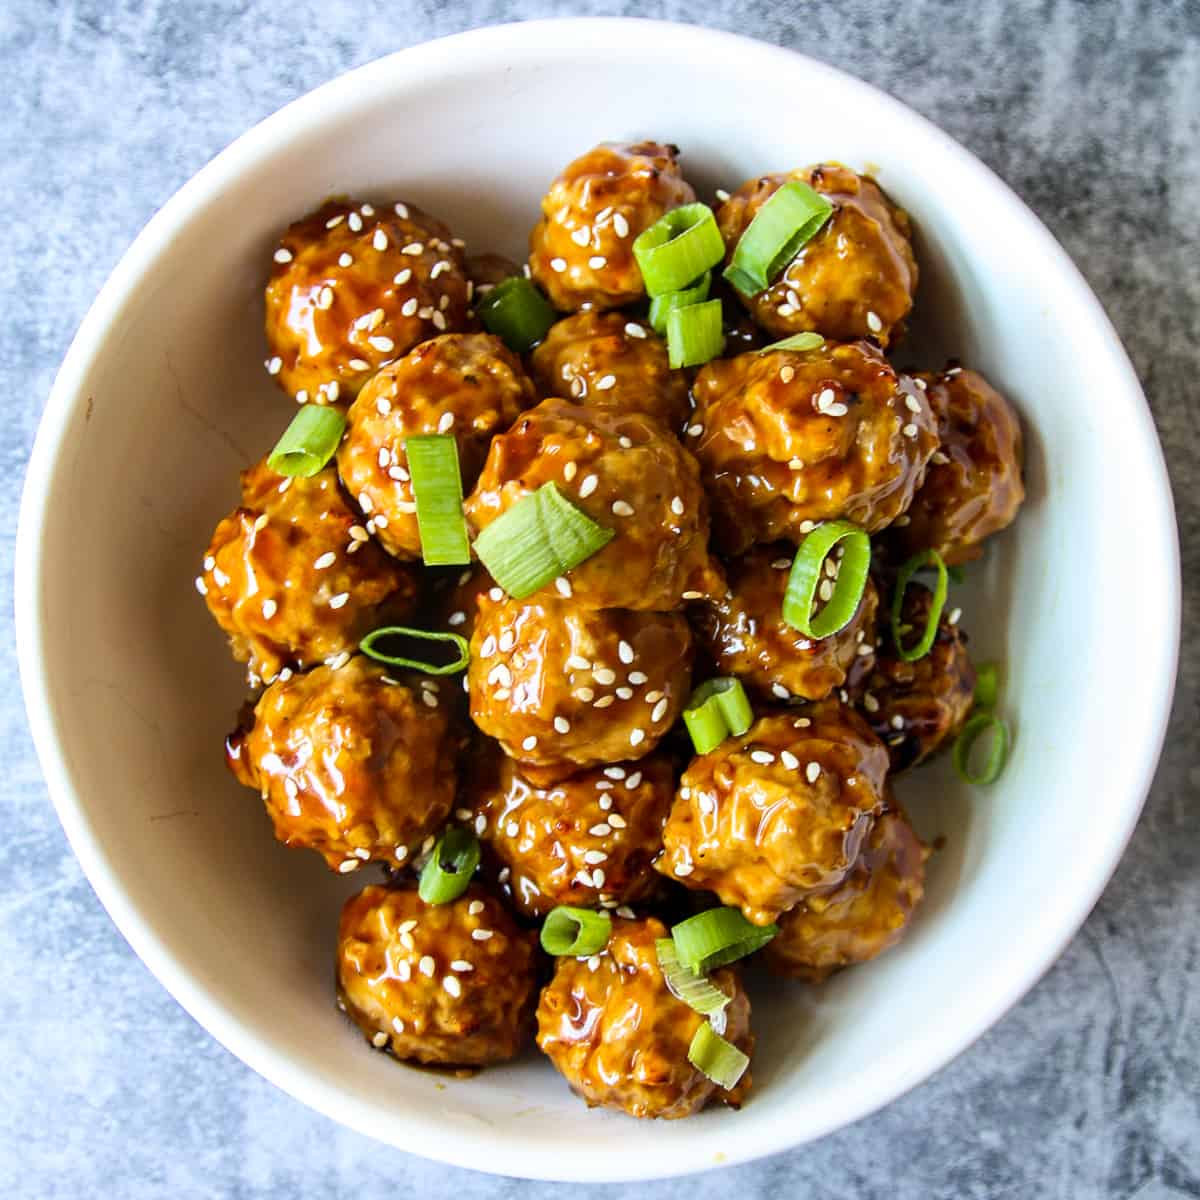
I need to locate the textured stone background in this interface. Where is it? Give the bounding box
[2,1,1197,1196]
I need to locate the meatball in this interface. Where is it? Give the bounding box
[466,252,521,294]
[264,199,473,405]
[656,702,889,925]
[468,591,692,783]
[716,164,916,347]
[464,749,674,917]
[762,810,927,981]
[530,310,689,430]
[337,333,536,559]
[337,884,537,1066]
[689,340,939,553]
[692,547,879,702]
[198,458,419,685]
[536,917,753,1118]
[888,367,1025,565]
[852,581,975,771]
[465,398,715,611]
[529,142,695,311]
[226,656,463,871]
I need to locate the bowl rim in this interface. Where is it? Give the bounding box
[16,16,1181,1182]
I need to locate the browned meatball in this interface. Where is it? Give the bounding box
[689,340,939,553]
[264,199,473,405]
[337,333,536,559]
[529,142,695,311]
[468,591,692,783]
[692,548,879,702]
[536,917,753,1118]
[198,458,419,685]
[716,164,917,347]
[852,581,975,771]
[337,884,537,1066]
[226,656,463,872]
[463,750,674,917]
[763,810,927,981]
[530,310,689,430]
[465,398,716,611]
[888,367,1025,565]
[656,702,889,925]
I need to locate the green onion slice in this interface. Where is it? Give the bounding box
[891,549,949,662]
[633,203,726,296]
[666,299,725,369]
[953,712,1010,785]
[648,271,711,336]
[267,405,346,477]
[782,521,871,639]
[476,276,557,353]
[723,180,833,297]
[655,938,731,1019]
[404,435,470,566]
[757,331,826,356]
[540,906,612,957]
[359,626,469,675]
[687,1021,750,1090]
[418,827,481,904]
[473,481,614,600]
[683,677,753,755]
[974,661,1000,710]
[671,907,778,973]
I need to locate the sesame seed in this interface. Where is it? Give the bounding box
[777,303,796,317]
[686,423,704,437]
[401,242,424,255]
[625,771,642,789]
[273,247,293,263]
[574,687,595,702]
[329,592,350,610]
[375,396,392,416]
[327,651,351,670]
[593,695,615,709]
[615,687,633,700]
[608,814,627,830]
[629,728,645,747]
[554,716,571,734]
[372,1031,388,1048]
[488,663,512,687]
[583,850,608,866]
[349,358,370,371]
[266,356,282,376]
[856,642,873,657]
[680,592,703,603]
[651,698,669,723]
[418,305,434,320]
[338,252,354,268]
[498,631,516,652]
[598,793,613,810]
[479,635,497,657]
[437,411,455,434]
[392,1017,406,1034]
[866,310,883,333]
[617,640,635,664]
[590,823,612,836]
[715,188,731,202]
[369,335,395,353]
[472,929,493,941]
[550,257,567,272]
[443,976,462,997]
[949,607,963,625]
[819,579,834,602]
[399,931,415,951]
[522,735,538,751]
[788,458,805,471]
[586,955,601,972]
[613,213,630,238]
[905,394,923,414]
[432,311,447,331]
[903,423,918,438]
[468,900,485,915]
[555,576,573,598]
[781,750,800,770]
[799,520,816,533]
[455,807,472,821]
[261,599,277,620]
[194,576,207,595]
[337,860,359,874]
[563,462,578,484]
[396,960,411,981]
[395,202,409,218]
[325,214,344,229]
[570,227,590,247]
[348,212,363,232]
[566,654,591,671]
[394,268,413,285]
[488,587,504,601]
[448,610,467,627]
[595,374,617,391]
[933,451,950,465]
[625,322,646,338]
[750,749,775,765]
[806,761,822,783]
[818,387,836,410]
[422,692,438,709]
[891,714,905,730]
[675,862,693,877]
[317,286,334,309]
[451,960,473,973]
[588,255,608,269]
[611,500,634,517]
[395,500,416,514]
[593,667,616,685]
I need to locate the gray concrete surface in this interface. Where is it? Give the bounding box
[2,1,1197,1196]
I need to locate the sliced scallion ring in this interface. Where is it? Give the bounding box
[476,276,557,352]
[671,907,778,973]
[723,180,833,297]
[267,405,346,477]
[540,906,612,957]
[781,521,871,639]
[405,434,470,566]
[687,1021,750,1090]
[633,203,726,297]
[655,939,731,1019]
[891,549,949,662]
[666,299,724,369]
[756,331,826,356]
[974,661,1000,711]
[682,677,753,755]
[418,827,481,904]
[953,712,1010,785]
[648,271,711,336]
[359,626,469,675]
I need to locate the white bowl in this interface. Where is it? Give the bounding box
[17,18,1180,1182]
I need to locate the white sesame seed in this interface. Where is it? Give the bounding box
[468,900,485,915]
[550,257,567,272]
[448,610,467,627]
[488,587,504,601]
[522,735,538,751]
[436,411,455,435]
[393,268,413,285]
[394,202,409,218]
[777,303,796,317]
[818,387,836,410]
[780,750,800,771]
[615,640,634,665]
[651,698,669,724]
[395,960,411,981]
[348,358,370,371]
[488,663,512,688]
[905,394,923,414]
[675,862,693,877]
[583,850,608,866]
[604,767,626,779]
[265,355,282,376]
[369,335,395,353]
[566,654,591,672]
[417,305,434,320]
[261,598,277,620]
[819,578,834,602]
[609,814,627,830]
[317,286,334,309]
[594,374,618,392]
[395,500,417,514]
[806,761,822,783]
[399,931,415,952]
[472,929,493,941]
[866,310,883,333]
[613,213,630,238]
[686,423,704,438]
[401,242,424,255]
[443,976,462,997]
[593,667,616,685]
[625,322,646,338]
[455,807,472,821]
[933,451,950,465]
[348,212,363,232]
[594,695,615,709]
[949,607,963,625]
[451,960,473,973]
[479,635,497,658]
[611,500,634,517]
[574,687,595,702]
[625,771,643,789]
[576,473,599,499]
[194,576,208,595]
[615,686,633,700]
[273,247,293,264]
[589,255,608,269]
[598,794,613,812]
[629,728,645,747]
[329,592,349,610]
[590,823,612,836]
[422,692,438,709]
[372,1031,388,1048]
[325,214,344,229]
[555,576,573,598]
[891,714,905,730]
[498,631,516,653]
[338,252,354,269]
[554,716,571,734]
[780,365,795,384]
[337,860,359,874]
[432,311,448,331]
[750,749,776,765]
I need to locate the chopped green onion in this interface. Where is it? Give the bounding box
[359,626,469,675]
[655,939,731,1018]
[683,677,753,755]
[404,435,470,566]
[891,549,949,662]
[633,203,726,297]
[648,271,711,336]
[782,521,871,639]
[671,907,777,973]
[723,180,833,297]
[756,331,826,356]
[666,299,725,369]
[476,276,557,352]
[418,827,481,903]
[473,481,614,600]
[267,405,346,477]
[974,661,1000,710]
[540,906,612,957]
[953,712,1010,785]
[687,1021,750,1090]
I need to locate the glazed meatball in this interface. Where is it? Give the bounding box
[337,333,536,559]
[529,142,695,311]
[763,810,927,981]
[465,398,715,611]
[530,310,689,430]
[536,917,753,1118]
[692,548,879,702]
[716,164,917,347]
[464,750,674,917]
[198,458,419,685]
[226,656,463,871]
[468,592,692,783]
[852,581,975,771]
[888,367,1025,565]
[656,702,889,925]
[337,884,537,1066]
[689,340,939,553]
[264,199,473,405]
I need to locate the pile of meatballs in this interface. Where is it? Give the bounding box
[198,141,1025,1120]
